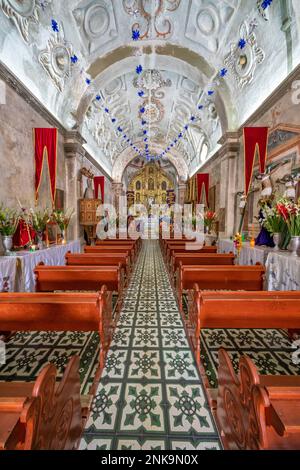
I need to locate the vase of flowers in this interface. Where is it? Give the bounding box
[52,209,74,244]
[29,208,50,249]
[0,206,19,255]
[261,202,285,251]
[277,198,300,256]
[204,210,217,245]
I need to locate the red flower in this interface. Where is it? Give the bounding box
[277,203,288,221]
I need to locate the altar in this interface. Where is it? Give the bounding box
[218,238,300,291]
[218,239,271,266]
[0,240,81,292]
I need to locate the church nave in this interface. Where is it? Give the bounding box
[80,241,221,451]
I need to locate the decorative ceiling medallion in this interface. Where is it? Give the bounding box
[139,97,164,124]
[39,26,74,92]
[0,0,51,43]
[133,69,171,99]
[224,21,265,88]
[123,0,181,40]
[73,0,117,54]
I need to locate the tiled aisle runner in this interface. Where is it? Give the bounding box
[81,241,221,451]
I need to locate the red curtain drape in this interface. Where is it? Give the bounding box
[34,128,58,204]
[94,176,105,201]
[244,127,269,196]
[197,173,209,205]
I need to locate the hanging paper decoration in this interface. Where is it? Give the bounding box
[197,173,210,205]
[94,176,105,201]
[243,127,269,196]
[34,128,58,204]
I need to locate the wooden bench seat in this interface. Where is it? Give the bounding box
[34,263,125,316]
[83,246,134,264]
[0,289,112,382]
[0,356,89,450]
[170,253,234,282]
[217,348,300,450]
[177,264,265,310]
[85,243,138,262]
[166,245,218,267]
[188,290,300,370]
[65,252,131,283]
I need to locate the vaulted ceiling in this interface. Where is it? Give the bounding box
[0,0,299,180]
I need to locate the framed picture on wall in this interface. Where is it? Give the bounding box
[55,189,65,211]
[46,222,58,245]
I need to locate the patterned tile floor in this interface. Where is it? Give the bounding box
[80,241,221,451]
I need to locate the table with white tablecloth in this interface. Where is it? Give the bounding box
[265,251,300,291]
[218,238,300,291]
[0,240,81,292]
[0,256,18,292]
[218,239,270,266]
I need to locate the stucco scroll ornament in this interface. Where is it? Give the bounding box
[0,0,51,43]
[133,69,172,99]
[39,24,74,93]
[224,20,265,89]
[123,0,181,39]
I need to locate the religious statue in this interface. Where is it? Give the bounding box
[84,178,94,199]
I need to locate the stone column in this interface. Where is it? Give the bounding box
[111,182,123,214]
[64,131,86,241]
[178,182,187,206]
[217,132,240,238]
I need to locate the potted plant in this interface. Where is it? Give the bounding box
[261,203,286,251]
[52,208,75,244]
[0,206,19,255]
[277,198,300,256]
[204,210,217,246]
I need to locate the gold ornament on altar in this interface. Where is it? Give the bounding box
[233,232,243,256]
[127,162,174,212]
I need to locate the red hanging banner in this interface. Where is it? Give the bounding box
[197,173,209,205]
[94,176,105,201]
[34,128,58,204]
[243,127,269,196]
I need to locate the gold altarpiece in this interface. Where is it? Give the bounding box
[127,163,174,210]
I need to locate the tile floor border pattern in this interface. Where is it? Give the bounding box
[81,241,221,451]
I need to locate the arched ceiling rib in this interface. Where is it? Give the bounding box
[0,0,299,179]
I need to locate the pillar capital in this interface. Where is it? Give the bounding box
[64,131,87,158]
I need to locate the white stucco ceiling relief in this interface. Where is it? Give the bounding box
[0,0,299,179]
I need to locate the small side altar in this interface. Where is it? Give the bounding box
[0,240,81,292]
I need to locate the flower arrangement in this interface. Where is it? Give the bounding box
[52,208,74,231]
[261,202,286,235]
[29,208,50,233]
[204,210,217,234]
[276,198,300,237]
[0,206,19,236]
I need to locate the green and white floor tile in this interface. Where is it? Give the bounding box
[80,241,221,451]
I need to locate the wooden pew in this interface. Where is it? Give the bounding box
[188,290,300,371]
[95,238,141,253]
[0,356,89,450]
[166,245,218,267]
[65,252,131,283]
[170,252,234,281]
[217,348,300,450]
[83,246,134,264]
[85,243,138,262]
[0,288,112,383]
[177,264,265,311]
[34,263,125,316]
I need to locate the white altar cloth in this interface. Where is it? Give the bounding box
[1,240,81,292]
[0,256,18,292]
[265,251,300,291]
